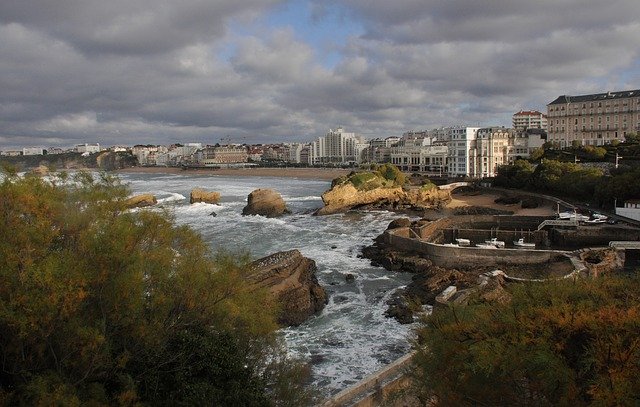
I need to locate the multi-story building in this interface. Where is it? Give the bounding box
[309,127,368,165]
[446,127,480,177]
[390,137,448,174]
[364,137,400,163]
[512,110,547,132]
[75,143,101,154]
[197,145,248,166]
[23,147,44,156]
[473,127,509,178]
[547,89,640,147]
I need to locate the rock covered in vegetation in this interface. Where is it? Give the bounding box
[247,250,327,326]
[124,193,157,208]
[316,166,450,215]
[190,188,221,204]
[242,188,290,217]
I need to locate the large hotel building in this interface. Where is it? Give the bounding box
[547,89,640,147]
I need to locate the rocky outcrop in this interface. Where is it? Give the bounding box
[247,250,327,326]
[190,188,220,204]
[242,188,290,217]
[316,176,451,215]
[29,165,49,176]
[124,194,157,208]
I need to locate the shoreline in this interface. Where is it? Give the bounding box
[114,166,351,180]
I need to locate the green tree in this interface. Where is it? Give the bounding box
[0,171,311,405]
[494,159,533,188]
[411,274,640,406]
[624,132,640,144]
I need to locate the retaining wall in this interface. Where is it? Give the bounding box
[387,228,567,268]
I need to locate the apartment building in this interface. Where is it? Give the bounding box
[309,127,368,164]
[547,89,640,147]
[390,137,448,174]
[512,110,547,132]
[446,127,480,177]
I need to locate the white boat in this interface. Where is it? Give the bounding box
[455,238,471,246]
[484,238,505,248]
[513,238,536,248]
[443,243,459,247]
[557,211,590,222]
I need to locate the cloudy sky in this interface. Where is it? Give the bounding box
[1,0,639,149]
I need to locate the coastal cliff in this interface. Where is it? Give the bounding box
[316,166,451,215]
[247,250,327,326]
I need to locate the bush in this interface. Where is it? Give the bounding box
[0,171,311,405]
[411,274,640,406]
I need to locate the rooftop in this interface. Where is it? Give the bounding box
[548,89,640,105]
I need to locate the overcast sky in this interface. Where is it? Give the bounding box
[1,0,639,149]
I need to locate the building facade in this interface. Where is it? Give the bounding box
[547,90,640,147]
[309,127,368,164]
[512,110,547,132]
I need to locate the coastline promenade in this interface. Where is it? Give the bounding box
[115,166,351,180]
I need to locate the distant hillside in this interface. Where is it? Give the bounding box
[0,151,138,172]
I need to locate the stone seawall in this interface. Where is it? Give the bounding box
[386,228,567,268]
[321,352,415,407]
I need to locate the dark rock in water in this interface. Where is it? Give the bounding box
[331,245,338,249]
[385,295,414,324]
[344,273,356,282]
[247,249,327,326]
[209,211,217,217]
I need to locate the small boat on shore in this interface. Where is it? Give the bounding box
[513,238,536,248]
[484,238,505,248]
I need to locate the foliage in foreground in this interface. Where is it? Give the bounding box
[0,171,311,406]
[412,274,640,406]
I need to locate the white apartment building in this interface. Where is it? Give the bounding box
[309,127,368,164]
[547,89,640,147]
[75,143,101,154]
[22,147,44,156]
[446,127,480,177]
[512,110,547,132]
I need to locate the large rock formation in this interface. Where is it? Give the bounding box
[190,188,220,204]
[316,172,450,215]
[242,188,289,217]
[247,250,327,326]
[124,194,157,209]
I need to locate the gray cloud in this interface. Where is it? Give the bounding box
[1,0,639,149]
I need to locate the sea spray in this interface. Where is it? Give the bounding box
[119,172,413,395]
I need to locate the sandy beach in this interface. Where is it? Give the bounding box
[115,166,352,180]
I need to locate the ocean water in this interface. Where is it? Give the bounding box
[118,172,413,395]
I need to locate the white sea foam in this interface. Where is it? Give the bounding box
[156,192,186,204]
[119,172,412,396]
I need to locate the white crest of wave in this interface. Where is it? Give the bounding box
[157,192,186,204]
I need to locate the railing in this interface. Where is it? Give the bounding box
[537,219,578,231]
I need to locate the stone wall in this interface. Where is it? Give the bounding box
[386,228,567,268]
[552,226,640,248]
